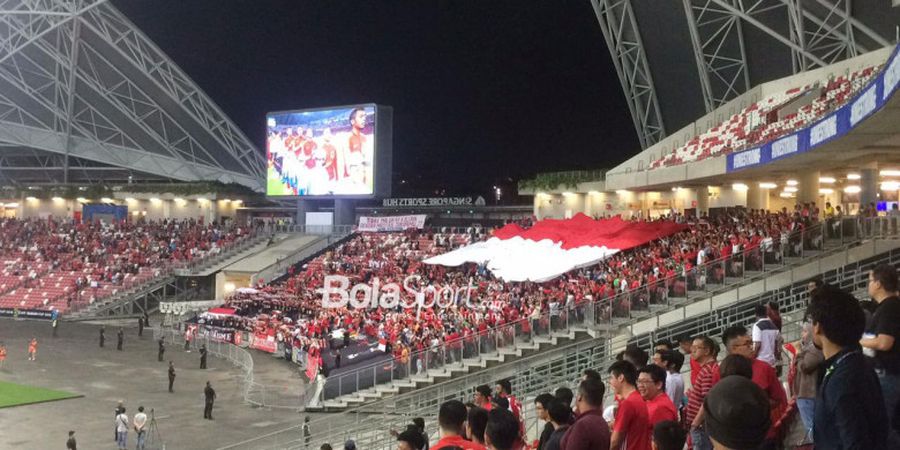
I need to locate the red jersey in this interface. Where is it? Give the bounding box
[613,390,651,450]
[645,392,678,426]
[432,435,486,450]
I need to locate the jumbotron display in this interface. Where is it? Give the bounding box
[266,104,392,197]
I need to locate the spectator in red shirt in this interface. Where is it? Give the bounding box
[685,336,719,450]
[474,385,494,411]
[719,326,787,447]
[433,400,486,450]
[637,365,678,428]
[608,361,651,450]
[560,378,611,450]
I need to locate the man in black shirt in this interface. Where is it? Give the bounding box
[158,338,165,362]
[861,263,900,448]
[534,393,555,450]
[66,430,76,450]
[808,285,888,449]
[116,328,124,351]
[200,344,208,369]
[204,381,216,419]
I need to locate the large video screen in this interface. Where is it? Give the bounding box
[266,105,382,197]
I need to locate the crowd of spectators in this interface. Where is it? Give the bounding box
[0,217,251,312]
[210,205,824,382]
[304,264,898,450]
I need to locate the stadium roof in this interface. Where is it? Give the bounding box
[0,0,265,190]
[592,0,899,150]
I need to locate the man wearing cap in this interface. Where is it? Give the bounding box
[703,376,771,449]
[809,285,888,449]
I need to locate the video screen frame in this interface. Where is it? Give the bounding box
[265,103,392,199]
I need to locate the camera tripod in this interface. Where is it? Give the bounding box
[145,408,165,450]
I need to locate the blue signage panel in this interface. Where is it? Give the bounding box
[727,44,900,173]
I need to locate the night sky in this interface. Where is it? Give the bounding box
[111,0,638,198]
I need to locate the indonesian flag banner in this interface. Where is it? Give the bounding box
[424,213,688,282]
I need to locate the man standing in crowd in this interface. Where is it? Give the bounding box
[484,409,519,450]
[534,393,556,450]
[466,407,489,448]
[474,385,493,411]
[204,381,216,420]
[133,406,147,450]
[432,400,485,450]
[114,401,124,441]
[752,305,782,374]
[117,327,124,351]
[99,326,105,348]
[637,365,678,428]
[138,316,144,337]
[158,338,165,362]
[115,406,129,450]
[720,325,787,448]
[861,263,900,448]
[808,285,888,448]
[168,361,176,393]
[686,336,719,450]
[608,361,650,450]
[495,379,523,435]
[703,376,771,450]
[560,378,610,450]
[794,322,824,442]
[544,400,572,450]
[653,349,684,412]
[200,344,208,369]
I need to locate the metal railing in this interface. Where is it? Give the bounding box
[173,230,272,274]
[218,216,899,450]
[153,325,316,411]
[268,224,355,235]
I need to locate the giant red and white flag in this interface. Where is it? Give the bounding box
[424,214,688,282]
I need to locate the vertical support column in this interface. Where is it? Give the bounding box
[797,171,821,206]
[333,199,356,226]
[696,186,709,217]
[860,168,878,207]
[295,199,314,225]
[747,183,769,211]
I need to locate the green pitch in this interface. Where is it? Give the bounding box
[0,381,81,408]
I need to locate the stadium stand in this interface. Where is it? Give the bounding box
[0,218,253,313]
[651,65,881,169]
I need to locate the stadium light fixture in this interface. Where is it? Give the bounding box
[233,199,243,205]
[758,182,777,189]
[196,197,208,203]
[881,181,900,191]
[52,197,64,202]
[786,179,799,186]
[25,196,38,202]
[5,202,19,208]
[818,188,834,195]
[101,197,114,203]
[76,197,88,203]
[819,177,836,184]
[732,183,749,191]
[844,186,862,193]
[149,197,161,204]
[847,173,861,180]
[125,197,137,203]
[779,192,793,198]
[615,190,629,195]
[222,199,231,203]
[562,192,575,196]
[880,170,900,177]
[784,186,798,193]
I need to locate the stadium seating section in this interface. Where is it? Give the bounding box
[651,65,880,169]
